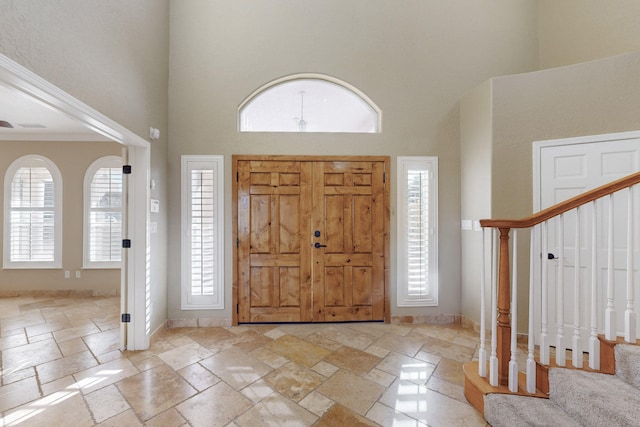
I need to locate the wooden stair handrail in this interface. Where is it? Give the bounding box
[480,171,640,229]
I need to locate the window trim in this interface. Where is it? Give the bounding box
[3,155,63,269]
[238,73,382,133]
[181,155,225,310]
[396,156,439,307]
[83,155,123,269]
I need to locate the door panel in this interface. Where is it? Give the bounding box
[236,157,387,323]
[238,160,312,322]
[536,138,640,344]
[312,161,385,322]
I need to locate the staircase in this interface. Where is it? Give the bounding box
[463,171,640,425]
[483,342,640,426]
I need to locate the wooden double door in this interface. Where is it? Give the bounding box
[233,156,389,323]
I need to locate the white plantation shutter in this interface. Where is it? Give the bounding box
[4,156,62,268]
[84,157,122,267]
[181,156,224,309]
[397,157,438,306]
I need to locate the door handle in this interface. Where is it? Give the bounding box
[314,242,327,248]
[547,253,557,260]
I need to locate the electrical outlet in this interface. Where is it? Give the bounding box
[75,270,81,279]
[64,270,70,279]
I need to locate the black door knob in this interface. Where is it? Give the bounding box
[548,253,557,260]
[314,242,327,248]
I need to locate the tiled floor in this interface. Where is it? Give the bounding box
[0,296,487,426]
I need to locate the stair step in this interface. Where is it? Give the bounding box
[550,368,640,426]
[484,394,581,427]
[614,344,640,390]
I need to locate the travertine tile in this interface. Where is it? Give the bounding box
[52,322,101,343]
[84,384,130,423]
[0,330,28,351]
[249,346,290,369]
[376,352,436,384]
[177,362,220,391]
[311,360,340,378]
[264,335,330,368]
[95,409,143,426]
[82,329,121,357]
[234,392,317,427]
[374,332,425,357]
[324,346,381,374]
[144,408,187,427]
[366,402,427,426]
[299,390,335,416]
[0,376,41,412]
[36,350,98,384]
[364,368,396,387]
[199,345,272,390]
[433,357,465,386]
[240,378,275,403]
[315,403,377,427]
[116,364,197,421]
[2,389,94,427]
[73,357,140,395]
[176,381,252,427]
[263,361,325,402]
[157,342,212,371]
[418,336,476,364]
[58,337,89,356]
[317,370,384,415]
[1,338,62,371]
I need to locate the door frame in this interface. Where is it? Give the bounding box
[232,155,390,325]
[0,54,151,350]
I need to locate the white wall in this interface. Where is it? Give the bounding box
[168,0,539,322]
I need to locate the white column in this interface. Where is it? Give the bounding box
[540,221,550,365]
[605,194,616,341]
[509,230,519,392]
[479,228,487,377]
[572,207,582,368]
[589,201,600,370]
[527,226,537,393]
[490,228,499,387]
[556,214,566,366]
[625,187,636,343]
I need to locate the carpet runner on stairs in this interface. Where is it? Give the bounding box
[483,344,640,426]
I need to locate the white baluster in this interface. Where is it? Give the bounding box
[540,221,550,365]
[572,207,582,368]
[509,230,519,392]
[589,200,600,370]
[605,194,616,341]
[527,226,537,393]
[479,228,487,377]
[490,228,499,387]
[625,187,636,343]
[557,214,566,366]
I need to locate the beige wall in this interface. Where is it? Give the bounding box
[460,80,493,323]
[0,141,122,293]
[460,51,640,330]
[0,0,170,331]
[538,0,640,69]
[168,0,539,321]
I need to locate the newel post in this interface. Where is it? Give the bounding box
[497,227,512,386]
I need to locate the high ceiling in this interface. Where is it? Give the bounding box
[0,84,109,141]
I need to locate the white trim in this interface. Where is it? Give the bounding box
[532,130,640,212]
[396,156,439,307]
[3,155,63,269]
[83,155,123,269]
[0,54,151,350]
[181,155,225,310]
[238,73,382,133]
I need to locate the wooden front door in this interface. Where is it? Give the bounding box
[234,156,388,323]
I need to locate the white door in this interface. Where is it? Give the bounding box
[535,132,640,347]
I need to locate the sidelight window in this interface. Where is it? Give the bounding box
[397,156,438,306]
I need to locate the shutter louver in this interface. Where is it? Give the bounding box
[89,167,122,263]
[190,169,216,297]
[10,166,55,262]
[406,170,430,299]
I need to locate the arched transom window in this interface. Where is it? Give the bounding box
[239,74,381,133]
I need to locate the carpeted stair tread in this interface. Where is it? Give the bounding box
[550,368,640,426]
[484,393,581,427]
[615,344,640,390]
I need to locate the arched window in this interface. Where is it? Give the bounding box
[239,74,381,133]
[3,155,62,268]
[84,156,123,268]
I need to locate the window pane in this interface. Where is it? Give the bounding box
[190,169,216,297]
[240,78,378,133]
[89,166,122,263]
[10,166,55,262]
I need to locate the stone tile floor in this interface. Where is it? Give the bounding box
[0,296,487,426]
